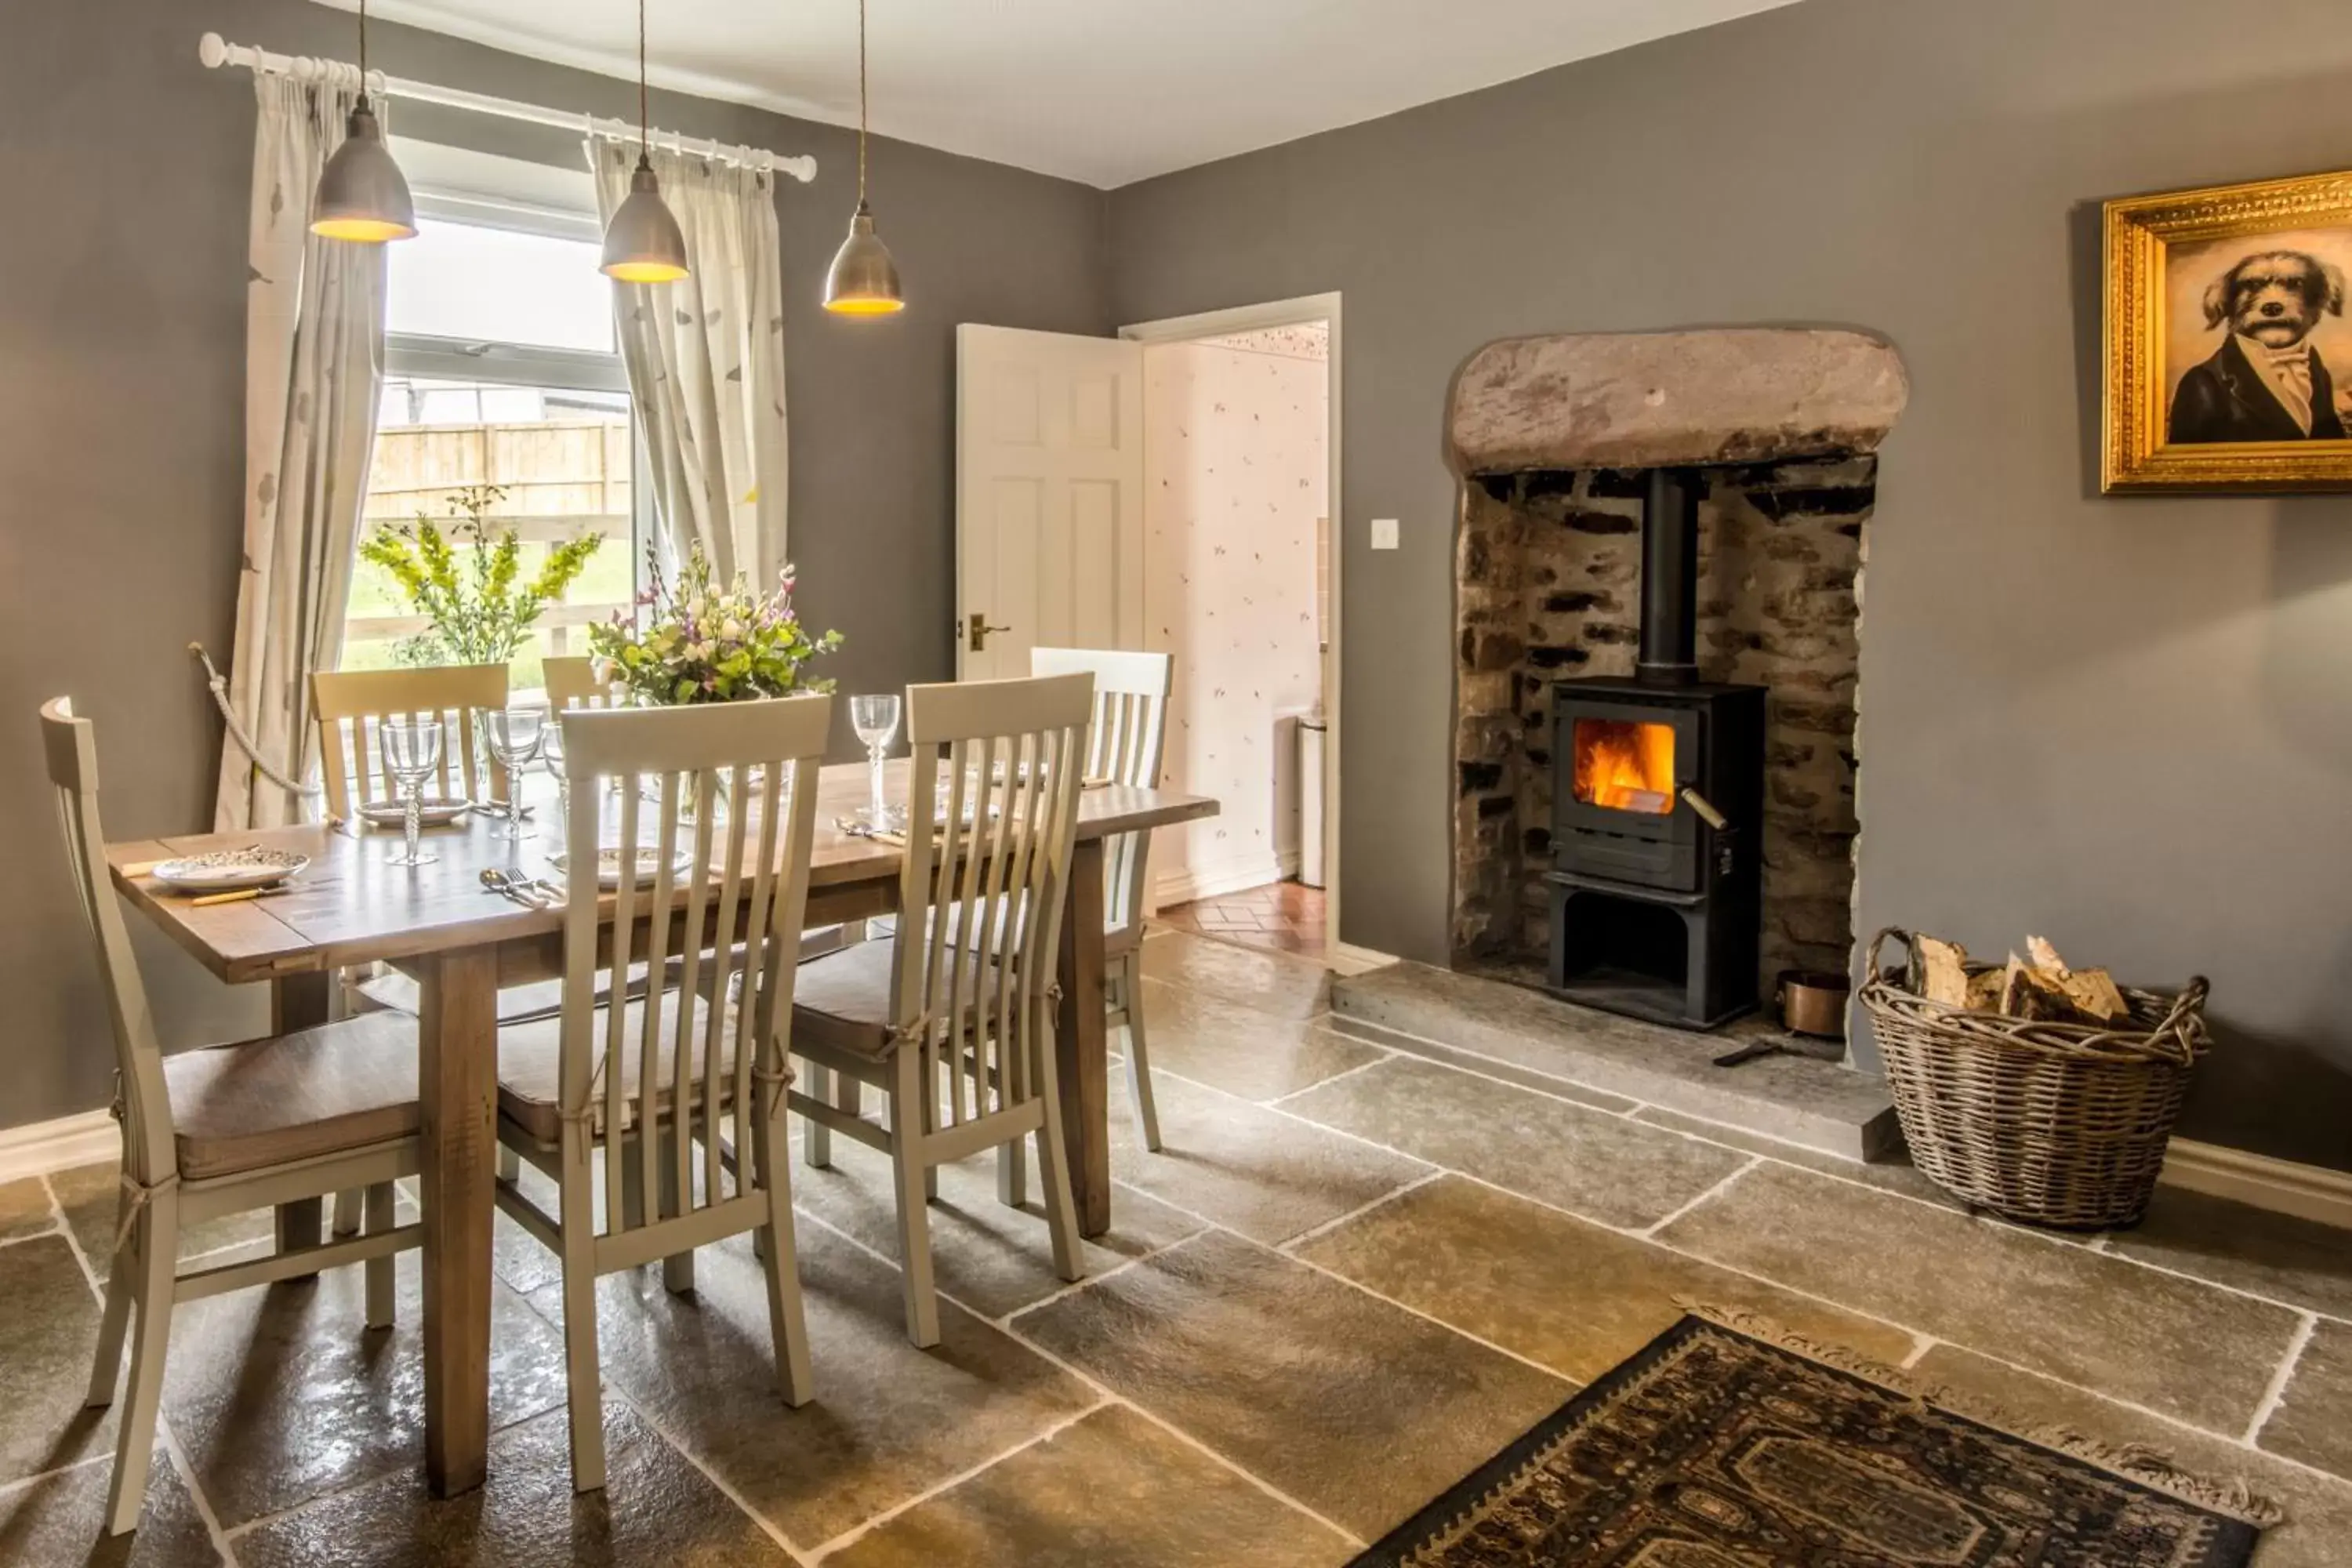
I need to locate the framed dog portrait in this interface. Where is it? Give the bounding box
[2103,167,2352,493]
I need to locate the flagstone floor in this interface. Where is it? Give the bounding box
[2,928,2348,1565]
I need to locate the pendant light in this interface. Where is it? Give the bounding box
[823,0,904,316]
[310,0,416,243]
[599,0,691,284]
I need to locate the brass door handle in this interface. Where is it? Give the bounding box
[967,612,1011,652]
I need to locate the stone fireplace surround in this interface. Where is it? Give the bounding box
[1446,328,1909,1007]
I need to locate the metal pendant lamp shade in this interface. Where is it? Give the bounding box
[601,0,690,285]
[825,202,903,315]
[824,0,904,317]
[601,155,690,284]
[310,0,413,243]
[312,97,416,241]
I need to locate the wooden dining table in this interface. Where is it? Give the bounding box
[106,758,1215,1497]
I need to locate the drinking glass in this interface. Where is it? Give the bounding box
[851,693,902,829]
[379,718,445,867]
[540,716,572,850]
[479,708,544,840]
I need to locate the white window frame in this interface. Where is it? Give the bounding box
[361,162,655,691]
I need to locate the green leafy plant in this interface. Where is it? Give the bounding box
[588,539,843,705]
[358,484,604,666]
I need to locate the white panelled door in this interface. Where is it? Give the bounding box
[956,326,1145,680]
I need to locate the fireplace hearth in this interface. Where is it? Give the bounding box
[1547,468,1766,1028]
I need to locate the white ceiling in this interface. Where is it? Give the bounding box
[321,0,1806,189]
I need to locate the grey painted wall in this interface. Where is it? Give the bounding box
[1105,0,2352,1168]
[1,0,1107,1130]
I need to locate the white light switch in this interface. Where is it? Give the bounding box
[1370,517,1399,550]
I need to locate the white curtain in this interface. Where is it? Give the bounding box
[212,71,387,829]
[590,136,790,586]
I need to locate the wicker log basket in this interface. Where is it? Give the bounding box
[1859,928,2211,1229]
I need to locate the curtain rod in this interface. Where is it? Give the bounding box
[198,31,817,184]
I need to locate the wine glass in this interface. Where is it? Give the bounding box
[851,693,902,830]
[540,715,572,851]
[380,718,445,868]
[479,709,544,841]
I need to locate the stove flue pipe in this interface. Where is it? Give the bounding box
[1636,466,1703,687]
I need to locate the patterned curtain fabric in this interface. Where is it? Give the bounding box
[212,72,387,829]
[589,136,790,587]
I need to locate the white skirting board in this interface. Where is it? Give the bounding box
[1154,855,1287,909]
[2160,1137,2352,1231]
[0,1107,118,1184]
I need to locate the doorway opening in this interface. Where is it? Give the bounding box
[1120,297,1342,963]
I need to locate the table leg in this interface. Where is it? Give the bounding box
[271,972,333,1273]
[417,948,498,1497]
[1054,838,1112,1237]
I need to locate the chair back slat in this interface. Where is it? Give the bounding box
[1029,649,1172,938]
[40,698,175,1183]
[311,665,511,820]
[556,695,829,1244]
[891,673,1091,1138]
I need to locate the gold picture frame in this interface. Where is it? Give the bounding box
[2103,166,2352,493]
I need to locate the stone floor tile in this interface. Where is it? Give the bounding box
[1133,976,1385,1102]
[2108,1188,2352,1320]
[1282,1057,1748,1229]
[0,1236,118,1486]
[825,1404,1353,1567]
[0,1452,222,1566]
[1294,1175,1915,1381]
[1658,1161,2306,1435]
[1140,931,1330,1020]
[1109,1074,1428,1245]
[234,1399,790,1567]
[554,1222,1096,1547]
[792,1138,1203,1320]
[1011,1230,1566,1541]
[163,1256,569,1530]
[51,1163,273,1286]
[2259,1319,2352,1479]
[1914,1343,2352,1568]
[1631,1106,1969,1211]
[0,1177,56,1243]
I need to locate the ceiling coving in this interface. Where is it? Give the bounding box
[312,0,1804,188]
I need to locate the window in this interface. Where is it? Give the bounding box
[343,152,645,698]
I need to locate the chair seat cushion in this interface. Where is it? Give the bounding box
[495,994,749,1145]
[164,1011,421,1181]
[791,940,1011,1061]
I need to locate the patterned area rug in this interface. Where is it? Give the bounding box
[1354,1316,2269,1567]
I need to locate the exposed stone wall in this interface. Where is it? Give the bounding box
[1453,459,1873,996]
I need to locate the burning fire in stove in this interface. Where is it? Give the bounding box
[1571,718,1676,815]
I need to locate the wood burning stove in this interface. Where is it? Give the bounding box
[1546,468,1765,1028]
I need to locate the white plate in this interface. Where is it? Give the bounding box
[151,847,310,893]
[355,796,472,829]
[551,847,700,891]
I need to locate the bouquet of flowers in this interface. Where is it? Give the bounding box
[358,484,604,667]
[589,540,843,704]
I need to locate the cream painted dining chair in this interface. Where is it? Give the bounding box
[491,694,831,1492]
[42,698,423,1537]
[1030,647,1173,1152]
[541,655,621,713]
[789,673,1093,1347]
[310,663,510,822]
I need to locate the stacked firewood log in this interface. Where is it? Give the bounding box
[1904,933,2131,1026]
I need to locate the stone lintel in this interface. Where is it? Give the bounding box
[1446,328,1908,477]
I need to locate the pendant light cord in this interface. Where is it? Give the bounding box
[638,0,650,158]
[856,0,869,205]
[357,0,369,94]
